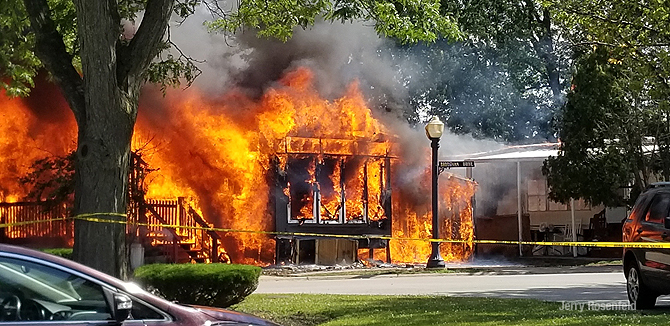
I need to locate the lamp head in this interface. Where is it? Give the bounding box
[425,116,444,139]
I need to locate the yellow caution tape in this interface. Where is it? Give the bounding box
[0,213,124,229]
[0,217,70,228]
[74,212,127,219]
[0,214,668,249]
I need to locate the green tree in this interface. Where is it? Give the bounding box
[400,0,570,142]
[544,48,634,207]
[553,0,670,110]
[545,0,670,206]
[400,39,557,142]
[0,0,458,278]
[553,0,670,82]
[442,0,567,103]
[544,47,670,207]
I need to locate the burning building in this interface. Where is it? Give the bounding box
[0,67,476,266]
[270,135,393,265]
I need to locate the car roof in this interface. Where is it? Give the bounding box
[647,182,670,189]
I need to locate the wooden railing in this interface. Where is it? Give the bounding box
[1,198,220,263]
[185,206,221,263]
[0,202,72,242]
[129,198,197,242]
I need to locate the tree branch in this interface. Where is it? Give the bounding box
[23,0,85,125]
[117,0,174,90]
[570,40,620,47]
[560,4,665,37]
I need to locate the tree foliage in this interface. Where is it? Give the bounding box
[398,0,570,142]
[553,0,670,100]
[545,0,670,206]
[208,0,460,43]
[400,39,556,142]
[442,0,568,102]
[1,0,461,98]
[0,0,202,98]
[19,151,76,207]
[544,48,636,207]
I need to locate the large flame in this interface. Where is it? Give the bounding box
[0,67,476,265]
[0,83,76,202]
[389,169,476,264]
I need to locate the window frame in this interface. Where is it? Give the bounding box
[527,178,592,212]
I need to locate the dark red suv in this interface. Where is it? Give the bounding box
[0,244,279,325]
[623,182,670,309]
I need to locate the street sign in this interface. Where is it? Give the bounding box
[438,160,475,168]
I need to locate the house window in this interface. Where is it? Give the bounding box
[527,179,568,211]
[528,179,547,212]
[549,199,568,211]
[573,198,591,211]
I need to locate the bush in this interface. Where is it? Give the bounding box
[133,263,261,308]
[42,248,73,259]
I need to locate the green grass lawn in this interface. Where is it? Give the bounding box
[232,294,670,326]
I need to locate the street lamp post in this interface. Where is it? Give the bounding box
[425,116,446,268]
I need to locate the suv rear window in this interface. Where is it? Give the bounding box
[645,192,670,224]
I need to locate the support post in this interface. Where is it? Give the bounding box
[211,238,219,263]
[517,161,523,257]
[384,156,393,265]
[571,198,577,257]
[340,159,346,223]
[315,159,321,224]
[172,238,178,263]
[427,138,445,268]
[363,160,369,222]
[295,239,300,265]
[386,242,391,264]
[466,166,476,260]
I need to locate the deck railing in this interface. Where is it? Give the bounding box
[0,198,220,263]
[0,201,72,241]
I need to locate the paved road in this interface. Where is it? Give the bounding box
[256,271,660,303]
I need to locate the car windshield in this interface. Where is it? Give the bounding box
[0,257,103,303]
[0,256,110,322]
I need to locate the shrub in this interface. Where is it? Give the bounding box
[133,263,261,308]
[42,248,73,259]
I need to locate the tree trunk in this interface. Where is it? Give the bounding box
[25,0,175,278]
[71,0,134,279]
[540,9,562,105]
[72,107,135,279]
[534,8,562,106]
[72,129,133,279]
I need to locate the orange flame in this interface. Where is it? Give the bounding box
[0,67,476,265]
[0,85,75,202]
[390,169,477,264]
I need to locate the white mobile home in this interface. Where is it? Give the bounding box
[459,143,626,257]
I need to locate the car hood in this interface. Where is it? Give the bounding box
[187,304,281,326]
